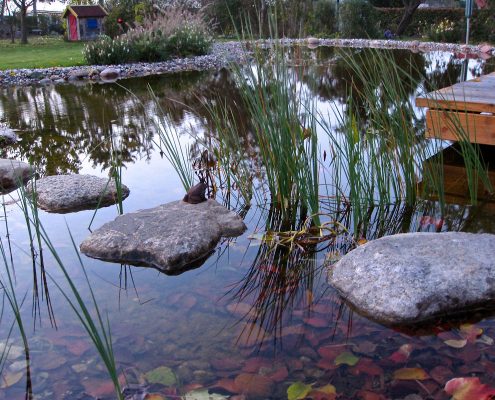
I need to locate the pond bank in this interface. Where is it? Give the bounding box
[0,39,493,87]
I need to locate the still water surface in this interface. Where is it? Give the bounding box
[0,47,494,399]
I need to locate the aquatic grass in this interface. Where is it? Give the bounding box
[88,131,127,231]
[207,41,320,226]
[15,184,124,400]
[200,98,257,207]
[147,86,195,191]
[317,48,446,235]
[0,227,32,398]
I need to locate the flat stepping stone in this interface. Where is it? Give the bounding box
[328,232,495,325]
[0,158,32,195]
[80,199,247,274]
[28,174,129,213]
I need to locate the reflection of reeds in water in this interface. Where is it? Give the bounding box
[148,86,195,192]
[229,204,347,350]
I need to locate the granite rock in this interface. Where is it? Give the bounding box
[80,199,247,274]
[0,158,33,194]
[28,174,130,213]
[328,232,495,324]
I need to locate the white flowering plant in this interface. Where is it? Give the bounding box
[427,18,460,43]
[83,4,212,65]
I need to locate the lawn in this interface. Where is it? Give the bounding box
[0,36,86,70]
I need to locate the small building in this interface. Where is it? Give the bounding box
[63,5,108,41]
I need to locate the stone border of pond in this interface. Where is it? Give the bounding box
[0,39,493,87]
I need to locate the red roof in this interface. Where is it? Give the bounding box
[63,5,108,18]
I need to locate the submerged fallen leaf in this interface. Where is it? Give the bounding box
[144,394,167,400]
[460,324,483,342]
[318,344,348,360]
[334,351,359,366]
[234,373,273,397]
[287,381,313,400]
[444,339,468,349]
[356,391,387,400]
[0,370,23,388]
[477,334,494,346]
[445,377,495,399]
[144,366,177,386]
[309,384,337,400]
[389,344,413,363]
[393,367,429,381]
[430,365,453,385]
[183,389,228,400]
[350,357,383,376]
[210,378,238,394]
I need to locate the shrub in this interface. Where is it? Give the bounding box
[83,35,135,65]
[84,5,212,65]
[306,0,337,37]
[166,25,212,57]
[339,0,379,38]
[426,18,461,43]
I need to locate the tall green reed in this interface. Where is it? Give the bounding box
[16,183,124,399]
[317,49,447,234]
[205,41,320,226]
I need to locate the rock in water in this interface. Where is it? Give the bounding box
[0,126,18,145]
[0,158,33,194]
[80,199,247,274]
[28,174,130,213]
[328,232,495,325]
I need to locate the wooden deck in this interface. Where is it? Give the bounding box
[415,72,495,145]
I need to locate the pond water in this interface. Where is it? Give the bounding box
[0,47,495,399]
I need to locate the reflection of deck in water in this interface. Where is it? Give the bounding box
[423,144,495,207]
[416,72,495,145]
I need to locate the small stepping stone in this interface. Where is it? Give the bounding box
[0,158,32,195]
[28,174,129,213]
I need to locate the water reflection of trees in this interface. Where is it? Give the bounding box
[1,49,492,177]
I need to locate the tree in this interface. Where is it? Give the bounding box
[395,0,423,36]
[10,0,35,43]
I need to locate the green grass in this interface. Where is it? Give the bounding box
[0,36,86,70]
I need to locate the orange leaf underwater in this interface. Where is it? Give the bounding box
[445,377,495,400]
[393,367,429,381]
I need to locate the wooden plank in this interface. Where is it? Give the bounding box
[417,98,495,113]
[416,72,495,113]
[425,109,495,145]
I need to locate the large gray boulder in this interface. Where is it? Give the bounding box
[80,199,247,274]
[328,232,495,325]
[28,174,129,213]
[0,158,32,194]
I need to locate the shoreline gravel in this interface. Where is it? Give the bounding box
[0,39,493,87]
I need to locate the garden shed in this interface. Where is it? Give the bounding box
[63,5,108,41]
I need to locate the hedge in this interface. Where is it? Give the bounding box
[376,7,494,42]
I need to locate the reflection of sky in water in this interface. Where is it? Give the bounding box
[0,49,495,399]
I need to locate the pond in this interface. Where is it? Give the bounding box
[0,46,495,399]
